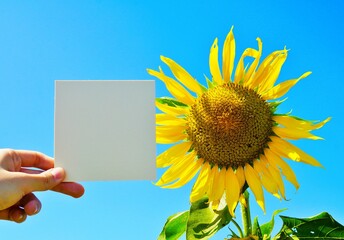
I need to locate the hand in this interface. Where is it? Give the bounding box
[0,149,84,223]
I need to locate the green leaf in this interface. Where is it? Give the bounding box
[274,212,344,239]
[260,208,287,239]
[186,197,232,240]
[158,211,189,240]
[156,97,188,108]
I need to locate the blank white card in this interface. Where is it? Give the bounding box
[54,80,156,181]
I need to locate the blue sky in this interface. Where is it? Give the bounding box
[0,1,343,239]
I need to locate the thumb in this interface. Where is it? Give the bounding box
[20,167,66,193]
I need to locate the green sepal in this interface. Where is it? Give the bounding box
[156,97,188,108]
[274,212,344,239]
[204,74,216,89]
[268,98,287,113]
[158,211,189,240]
[186,196,232,240]
[252,216,263,239]
[228,228,240,239]
[259,208,286,240]
[196,78,208,93]
[199,83,208,93]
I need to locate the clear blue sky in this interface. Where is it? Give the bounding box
[0,1,343,239]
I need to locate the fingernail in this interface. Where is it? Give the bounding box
[33,204,41,215]
[51,167,64,181]
[18,213,25,221]
[14,212,25,223]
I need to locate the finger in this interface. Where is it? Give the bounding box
[0,149,22,171]
[15,150,54,170]
[18,193,41,216]
[16,168,65,194]
[20,168,44,174]
[0,207,27,223]
[10,207,27,223]
[0,209,11,221]
[18,168,85,198]
[52,182,85,198]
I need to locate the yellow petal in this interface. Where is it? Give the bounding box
[309,117,331,130]
[260,155,286,199]
[160,56,204,96]
[204,165,217,201]
[244,163,265,212]
[148,68,195,105]
[209,38,223,85]
[244,38,263,87]
[157,141,192,168]
[156,100,188,116]
[253,160,281,199]
[190,161,211,202]
[209,167,226,209]
[156,151,196,186]
[272,126,323,140]
[273,115,331,131]
[264,148,299,190]
[222,26,236,83]
[262,72,311,100]
[161,159,202,189]
[156,135,187,144]
[156,113,186,126]
[156,125,186,135]
[257,49,288,93]
[250,49,286,89]
[269,136,323,167]
[235,165,246,189]
[234,47,259,84]
[225,167,240,216]
[156,125,187,144]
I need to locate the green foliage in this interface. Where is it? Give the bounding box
[158,211,189,240]
[158,206,344,240]
[186,197,232,240]
[260,209,287,239]
[252,209,286,240]
[156,97,188,108]
[274,212,344,239]
[157,197,233,240]
[252,216,263,239]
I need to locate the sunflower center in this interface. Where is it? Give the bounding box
[186,83,273,168]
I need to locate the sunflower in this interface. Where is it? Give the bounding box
[148,27,330,216]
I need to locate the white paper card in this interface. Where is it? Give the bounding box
[54,80,156,181]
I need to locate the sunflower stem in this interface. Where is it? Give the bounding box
[240,190,252,237]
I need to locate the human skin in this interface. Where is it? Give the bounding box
[0,149,84,223]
